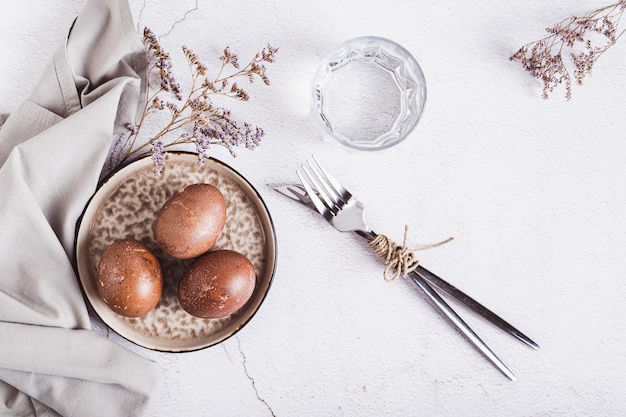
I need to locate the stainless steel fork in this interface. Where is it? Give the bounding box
[295,156,538,381]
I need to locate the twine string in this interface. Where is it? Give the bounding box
[368,225,454,282]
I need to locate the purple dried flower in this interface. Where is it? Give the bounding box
[220,47,240,69]
[510,2,626,99]
[127,123,139,135]
[109,27,278,175]
[150,137,167,176]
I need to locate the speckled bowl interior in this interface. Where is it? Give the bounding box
[76,153,276,352]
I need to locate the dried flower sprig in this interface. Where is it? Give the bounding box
[510,1,626,99]
[110,27,278,175]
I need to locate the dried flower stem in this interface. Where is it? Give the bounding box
[510,1,626,99]
[111,27,278,175]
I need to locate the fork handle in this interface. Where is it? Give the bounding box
[408,269,516,381]
[415,265,539,350]
[358,230,516,381]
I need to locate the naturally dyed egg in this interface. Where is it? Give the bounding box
[97,239,163,317]
[179,250,256,319]
[155,183,227,259]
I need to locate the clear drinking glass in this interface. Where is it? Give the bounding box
[312,36,427,151]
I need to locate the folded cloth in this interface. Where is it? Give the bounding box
[0,0,161,415]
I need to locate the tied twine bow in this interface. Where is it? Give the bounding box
[368,225,454,282]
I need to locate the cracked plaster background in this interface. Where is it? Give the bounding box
[4,0,626,416]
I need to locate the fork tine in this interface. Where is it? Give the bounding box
[311,155,351,203]
[306,159,342,207]
[297,169,333,217]
[301,164,338,214]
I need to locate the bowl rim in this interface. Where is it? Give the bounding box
[73,151,277,352]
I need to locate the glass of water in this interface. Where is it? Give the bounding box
[312,36,427,151]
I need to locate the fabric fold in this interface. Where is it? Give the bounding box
[0,0,161,415]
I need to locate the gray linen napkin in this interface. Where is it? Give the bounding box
[0,0,161,415]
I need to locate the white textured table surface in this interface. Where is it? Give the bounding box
[3,1,626,416]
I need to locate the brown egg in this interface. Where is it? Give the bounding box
[155,183,226,259]
[179,250,256,319]
[97,239,163,317]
